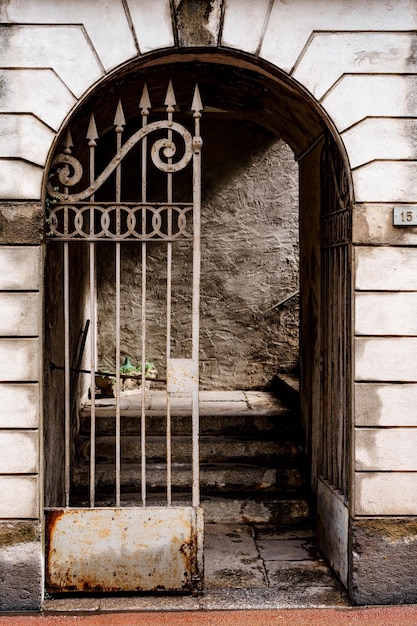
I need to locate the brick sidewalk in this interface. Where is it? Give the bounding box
[1,607,417,625]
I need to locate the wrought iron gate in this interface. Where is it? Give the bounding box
[320,134,352,498]
[44,82,204,593]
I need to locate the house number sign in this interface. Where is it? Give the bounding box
[393,207,417,226]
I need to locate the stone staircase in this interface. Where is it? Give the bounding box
[73,389,312,526]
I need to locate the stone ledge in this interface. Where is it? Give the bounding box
[0,521,42,611]
[350,518,417,605]
[0,203,44,244]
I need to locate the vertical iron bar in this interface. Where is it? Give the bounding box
[138,85,151,506]
[341,243,346,492]
[115,117,123,507]
[321,247,326,481]
[89,243,96,507]
[326,250,332,481]
[115,240,121,506]
[331,247,336,486]
[332,190,338,488]
[141,211,147,507]
[329,245,334,486]
[324,245,328,484]
[141,108,148,507]
[334,260,337,487]
[325,249,330,482]
[166,99,173,506]
[335,244,343,489]
[88,121,97,508]
[64,237,71,507]
[343,240,349,494]
[346,239,351,496]
[320,227,326,483]
[323,247,329,481]
[166,395,172,506]
[340,244,345,491]
[192,103,202,508]
[166,212,172,506]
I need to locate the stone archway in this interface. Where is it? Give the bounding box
[3,0,417,610]
[43,49,353,592]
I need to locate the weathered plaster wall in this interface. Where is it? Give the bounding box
[0,522,42,611]
[350,518,417,605]
[96,121,299,390]
[200,127,299,389]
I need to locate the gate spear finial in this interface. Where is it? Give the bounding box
[63,127,74,154]
[113,99,126,133]
[164,80,177,114]
[87,114,98,196]
[191,84,203,117]
[86,113,98,147]
[113,101,125,203]
[139,84,152,117]
[192,84,203,141]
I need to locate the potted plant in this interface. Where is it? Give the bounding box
[94,358,157,398]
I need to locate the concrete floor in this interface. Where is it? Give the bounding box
[43,523,348,612]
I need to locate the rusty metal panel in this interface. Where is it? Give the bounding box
[167,358,198,393]
[45,507,204,593]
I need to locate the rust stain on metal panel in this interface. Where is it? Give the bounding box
[167,358,198,393]
[45,508,66,587]
[45,507,204,594]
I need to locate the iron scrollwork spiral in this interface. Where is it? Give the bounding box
[320,134,352,248]
[49,154,84,189]
[47,121,194,203]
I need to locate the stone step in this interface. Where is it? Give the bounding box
[74,392,309,528]
[69,494,312,526]
[80,410,300,438]
[202,495,311,525]
[72,462,305,495]
[78,435,303,466]
[271,374,300,410]
[79,391,301,438]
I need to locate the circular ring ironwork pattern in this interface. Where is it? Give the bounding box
[47,204,193,241]
[321,210,351,248]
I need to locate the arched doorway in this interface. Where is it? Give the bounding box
[43,51,352,593]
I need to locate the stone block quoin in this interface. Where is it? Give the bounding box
[0,245,42,520]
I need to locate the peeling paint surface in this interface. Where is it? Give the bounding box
[167,358,198,393]
[45,507,203,593]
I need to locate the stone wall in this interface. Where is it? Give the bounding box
[0,522,42,611]
[96,120,299,390]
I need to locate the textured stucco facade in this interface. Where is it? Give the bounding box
[95,130,299,390]
[1,0,417,609]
